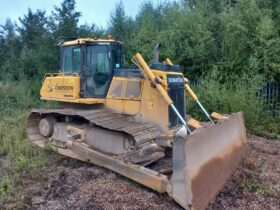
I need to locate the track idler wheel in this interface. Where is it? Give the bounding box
[39,116,55,137]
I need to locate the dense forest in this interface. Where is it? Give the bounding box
[0,0,279,82]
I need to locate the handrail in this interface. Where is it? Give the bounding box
[41,72,79,83]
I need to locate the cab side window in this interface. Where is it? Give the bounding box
[84,45,110,97]
[113,44,123,68]
[62,46,81,73]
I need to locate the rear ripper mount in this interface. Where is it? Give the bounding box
[27,109,246,210]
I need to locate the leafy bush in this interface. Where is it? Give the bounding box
[0,80,42,110]
[186,70,279,138]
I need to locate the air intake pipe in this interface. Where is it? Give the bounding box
[153,43,161,64]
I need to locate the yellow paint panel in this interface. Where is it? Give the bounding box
[123,78,142,100]
[40,75,80,100]
[106,99,140,115]
[107,77,125,99]
[187,118,202,128]
[211,112,229,120]
[41,97,105,104]
[62,38,122,46]
[137,80,170,133]
[107,77,142,101]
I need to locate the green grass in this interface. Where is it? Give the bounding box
[0,80,59,207]
[0,176,12,201]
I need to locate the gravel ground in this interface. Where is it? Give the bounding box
[207,135,280,210]
[2,135,280,210]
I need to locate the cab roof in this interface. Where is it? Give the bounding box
[61,38,122,46]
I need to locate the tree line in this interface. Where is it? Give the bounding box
[0,0,279,82]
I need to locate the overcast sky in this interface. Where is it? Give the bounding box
[0,0,175,28]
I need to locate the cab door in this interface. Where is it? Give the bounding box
[83,44,112,98]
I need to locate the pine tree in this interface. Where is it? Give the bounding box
[0,19,21,80]
[108,1,136,65]
[52,0,81,38]
[18,8,49,48]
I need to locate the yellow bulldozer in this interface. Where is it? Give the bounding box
[26,36,247,209]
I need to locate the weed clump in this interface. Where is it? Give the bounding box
[0,176,11,200]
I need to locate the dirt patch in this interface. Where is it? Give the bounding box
[1,135,280,210]
[30,165,181,210]
[208,135,280,210]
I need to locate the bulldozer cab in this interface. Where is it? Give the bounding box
[60,40,124,98]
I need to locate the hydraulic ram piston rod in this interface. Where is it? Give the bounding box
[170,104,191,131]
[185,83,214,124]
[165,58,214,124]
[133,53,191,133]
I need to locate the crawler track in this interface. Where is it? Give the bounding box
[27,108,161,144]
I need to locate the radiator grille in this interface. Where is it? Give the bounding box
[167,75,185,128]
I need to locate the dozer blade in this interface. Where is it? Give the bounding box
[171,112,247,210]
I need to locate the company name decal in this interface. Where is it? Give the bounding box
[168,77,184,83]
[54,86,74,91]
